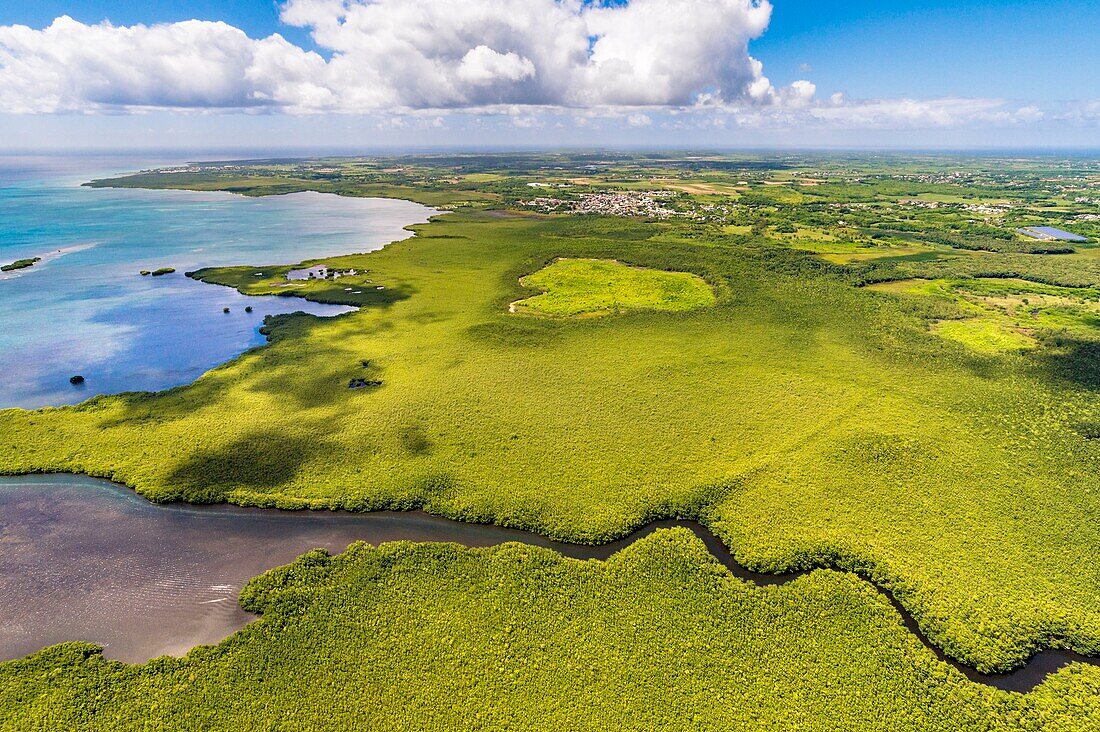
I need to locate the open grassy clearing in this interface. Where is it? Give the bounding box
[511,257,716,318]
[461,173,506,183]
[785,239,941,264]
[2,531,1098,731]
[755,186,806,205]
[869,277,1100,354]
[664,181,745,196]
[776,225,841,242]
[931,319,1038,354]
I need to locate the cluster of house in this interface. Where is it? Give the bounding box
[520,190,683,219]
[897,199,1010,216]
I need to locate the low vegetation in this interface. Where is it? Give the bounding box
[4,154,1100,721]
[511,257,716,317]
[2,532,1098,730]
[1,257,40,272]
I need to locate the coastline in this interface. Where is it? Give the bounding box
[0,157,1095,722]
[0,177,437,407]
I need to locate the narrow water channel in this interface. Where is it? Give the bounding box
[0,474,1093,693]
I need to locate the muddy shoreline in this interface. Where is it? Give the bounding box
[0,474,1094,693]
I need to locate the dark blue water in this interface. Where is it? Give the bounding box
[0,154,435,408]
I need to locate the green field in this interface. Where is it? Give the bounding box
[3,153,1100,728]
[932,318,1038,353]
[512,257,716,317]
[870,277,1100,353]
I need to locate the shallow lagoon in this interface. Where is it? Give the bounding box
[0,156,435,408]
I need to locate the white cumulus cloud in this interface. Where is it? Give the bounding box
[807,96,1018,128]
[0,0,797,113]
[0,15,327,113]
[456,46,537,87]
[0,1,1064,136]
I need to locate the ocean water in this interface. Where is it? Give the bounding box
[0,154,436,409]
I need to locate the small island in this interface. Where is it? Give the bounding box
[1,257,41,272]
[141,267,176,276]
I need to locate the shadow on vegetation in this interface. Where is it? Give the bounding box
[466,315,566,349]
[246,323,378,411]
[1072,420,1100,440]
[245,368,353,411]
[90,384,221,430]
[399,425,433,456]
[257,311,316,343]
[1032,336,1100,391]
[289,282,414,310]
[165,430,321,503]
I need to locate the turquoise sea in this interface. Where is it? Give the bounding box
[0,154,435,409]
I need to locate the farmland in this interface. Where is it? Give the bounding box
[3,152,1100,728]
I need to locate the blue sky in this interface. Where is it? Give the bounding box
[756,0,1099,101]
[4,0,1094,101]
[0,1,285,34]
[0,1,316,51]
[0,0,1096,149]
